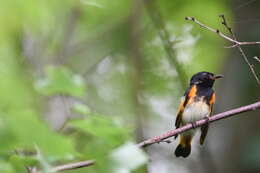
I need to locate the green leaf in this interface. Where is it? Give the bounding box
[3,109,76,161]
[0,161,15,173]
[72,103,91,116]
[9,155,38,172]
[35,65,86,98]
[70,115,130,147]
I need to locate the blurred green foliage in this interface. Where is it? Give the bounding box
[0,0,230,172]
[35,66,86,98]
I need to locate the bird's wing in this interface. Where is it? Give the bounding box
[175,96,185,129]
[200,92,215,145]
[175,85,196,129]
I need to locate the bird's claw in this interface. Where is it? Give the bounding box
[191,122,197,129]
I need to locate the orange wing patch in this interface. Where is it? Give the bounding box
[175,85,198,139]
[187,85,197,104]
[209,93,216,105]
[188,85,197,98]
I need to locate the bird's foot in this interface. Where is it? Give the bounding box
[203,117,210,124]
[191,122,197,129]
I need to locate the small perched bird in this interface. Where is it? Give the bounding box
[174,71,223,158]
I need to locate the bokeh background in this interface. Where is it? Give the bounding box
[0,0,259,172]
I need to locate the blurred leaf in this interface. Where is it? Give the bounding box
[0,161,15,173]
[9,155,38,172]
[34,146,52,173]
[35,65,86,98]
[110,142,148,173]
[81,0,104,8]
[72,103,91,116]
[3,109,76,161]
[70,115,130,147]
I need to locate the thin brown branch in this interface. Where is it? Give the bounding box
[137,101,260,148]
[185,16,260,86]
[34,160,95,173]
[50,160,95,172]
[185,16,260,47]
[224,44,238,48]
[219,14,260,86]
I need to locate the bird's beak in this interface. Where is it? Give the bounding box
[213,74,223,80]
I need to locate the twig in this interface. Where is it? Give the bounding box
[185,16,260,86]
[50,160,95,172]
[185,16,260,47]
[137,101,260,147]
[219,14,260,86]
[33,160,95,173]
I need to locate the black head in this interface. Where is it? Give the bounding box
[190,71,223,88]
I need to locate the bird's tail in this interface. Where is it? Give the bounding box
[175,135,192,158]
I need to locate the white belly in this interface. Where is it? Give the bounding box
[182,101,210,124]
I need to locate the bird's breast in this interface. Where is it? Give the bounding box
[182,99,210,124]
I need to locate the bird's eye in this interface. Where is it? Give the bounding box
[196,79,202,84]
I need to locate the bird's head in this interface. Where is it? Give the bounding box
[190,71,223,88]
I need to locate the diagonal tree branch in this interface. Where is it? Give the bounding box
[28,160,95,173]
[137,101,260,148]
[50,160,95,172]
[185,16,260,86]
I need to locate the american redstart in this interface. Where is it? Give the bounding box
[175,71,223,158]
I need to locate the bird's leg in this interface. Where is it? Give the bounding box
[174,127,178,139]
[203,117,210,124]
[192,117,209,129]
[174,135,178,139]
[191,122,197,129]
